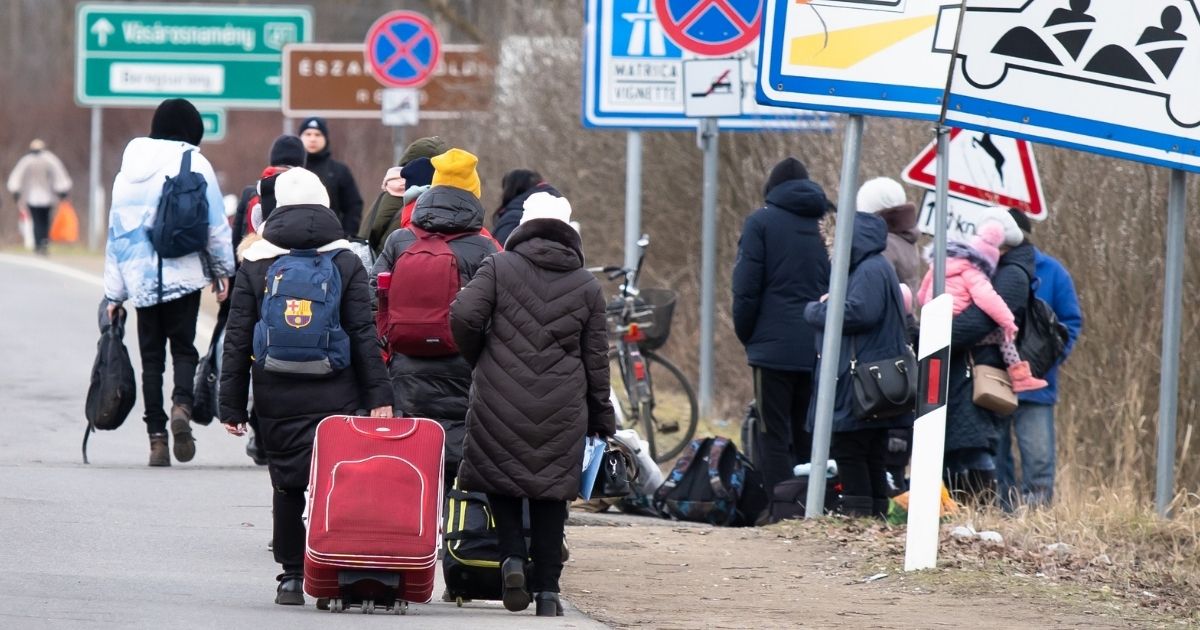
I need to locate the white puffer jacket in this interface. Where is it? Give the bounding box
[103,138,235,308]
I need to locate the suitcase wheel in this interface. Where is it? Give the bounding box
[328,598,344,613]
[456,596,464,608]
[393,600,409,615]
[361,599,374,614]
[316,598,330,611]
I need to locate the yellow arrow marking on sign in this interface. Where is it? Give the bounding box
[789,15,937,69]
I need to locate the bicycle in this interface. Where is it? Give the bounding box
[589,235,698,464]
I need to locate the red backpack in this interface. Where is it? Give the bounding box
[383,226,470,357]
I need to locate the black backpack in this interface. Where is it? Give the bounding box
[191,319,224,427]
[149,150,210,298]
[653,437,768,527]
[83,302,138,464]
[1017,286,1069,379]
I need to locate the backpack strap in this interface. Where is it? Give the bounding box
[707,437,732,500]
[180,149,193,173]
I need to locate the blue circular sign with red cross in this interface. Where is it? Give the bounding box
[653,0,762,57]
[364,11,442,89]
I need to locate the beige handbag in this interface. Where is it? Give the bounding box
[970,356,1018,416]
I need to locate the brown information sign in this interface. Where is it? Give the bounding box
[282,43,493,119]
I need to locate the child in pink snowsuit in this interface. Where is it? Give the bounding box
[917,220,1047,393]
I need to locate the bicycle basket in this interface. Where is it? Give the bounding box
[637,288,677,351]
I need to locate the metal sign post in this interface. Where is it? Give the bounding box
[933,126,950,295]
[87,107,104,252]
[806,114,865,517]
[1157,169,1188,517]
[624,131,643,272]
[684,55,742,420]
[698,117,720,419]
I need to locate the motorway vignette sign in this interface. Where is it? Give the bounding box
[75,3,313,108]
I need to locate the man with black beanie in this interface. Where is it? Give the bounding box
[733,157,831,513]
[102,98,235,467]
[298,117,363,237]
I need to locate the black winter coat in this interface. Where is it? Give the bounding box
[305,148,363,238]
[732,179,830,372]
[219,203,392,489]
[450,218,616,501]
[944,242,1036,454]
[804,213,915,433]
[373,187,499,421]
[492,182,561,247]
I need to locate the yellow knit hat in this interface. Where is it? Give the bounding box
[431,148,482,199]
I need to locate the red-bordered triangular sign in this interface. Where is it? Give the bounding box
[902,128,1047,219]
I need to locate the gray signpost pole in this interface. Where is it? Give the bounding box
[1156,169,1188,517]
[698,117,719,419]
[806,114,864,517]
[933,127,950,295]
[624,130,643,272]
[88,107,104,252]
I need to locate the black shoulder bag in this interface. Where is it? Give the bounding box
[848,283,918,421]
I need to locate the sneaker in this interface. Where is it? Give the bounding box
[170,404,196,463]
[275,575,304,606]
[148,433,170,467]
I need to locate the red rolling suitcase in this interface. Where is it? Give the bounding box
[303,416,445,614]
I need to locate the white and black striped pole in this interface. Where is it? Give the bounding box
[904,293,953,571]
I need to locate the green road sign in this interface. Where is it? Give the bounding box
[75,3,313,108]
[199,110,226,142]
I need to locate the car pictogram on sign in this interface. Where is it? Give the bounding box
[955,0,1200,127]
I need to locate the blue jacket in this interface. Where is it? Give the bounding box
[1020,249,1083,405]
[804,213,914,433]
[732,179,830,372]
[103,138,234,308]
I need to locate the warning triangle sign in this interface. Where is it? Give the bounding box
[902,128,1047,219]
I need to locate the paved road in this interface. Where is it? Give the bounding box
[0,254,606,629]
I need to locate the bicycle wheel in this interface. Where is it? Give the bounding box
[642,352,698,463]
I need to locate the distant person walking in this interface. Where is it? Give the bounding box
[102,98,235,467]
[732,157,830,500]
[297,117,363,238]
[996,208,1083,510]
[7,139,72,255]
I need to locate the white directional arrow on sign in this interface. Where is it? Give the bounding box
[91,18,115,48]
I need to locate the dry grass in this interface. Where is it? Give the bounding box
[774,489,1200,621]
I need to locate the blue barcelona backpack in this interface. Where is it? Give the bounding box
[252,250,351,378]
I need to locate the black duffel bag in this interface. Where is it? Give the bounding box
[83,301,137,463]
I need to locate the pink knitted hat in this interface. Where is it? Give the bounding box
[972,220,1005,271]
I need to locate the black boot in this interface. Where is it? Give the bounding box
[500,556,530,612]
[840,495,874,518]
[872,498,890,519]
[535,592,563,617]
[275,574,304,606]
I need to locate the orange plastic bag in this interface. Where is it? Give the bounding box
[50,200,79,243]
